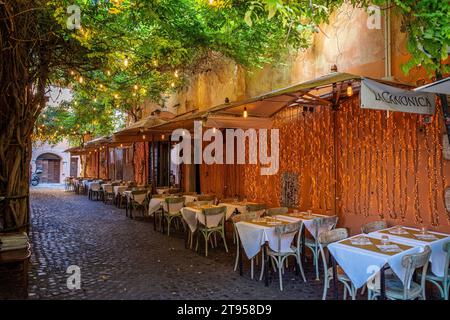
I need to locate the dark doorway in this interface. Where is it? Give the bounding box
[36,153,61,183]
[70,157,78,177]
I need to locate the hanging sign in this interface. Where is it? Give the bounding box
[361,78,435,115]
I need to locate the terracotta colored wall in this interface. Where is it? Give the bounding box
[230,96,450,234]
[133,142,148,185]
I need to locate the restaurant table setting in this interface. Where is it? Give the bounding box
[369,226,450,278]
[181,204,225,233]
[327,233,423,290]
[114,185,127,197]
[273,211,332,239]
[219,201,255,218]
[235,216,297,259]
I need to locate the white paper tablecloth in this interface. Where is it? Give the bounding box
[328,235,422,289]
[235,221,297,259]
[181,206,224,232]
[370,227,450,277]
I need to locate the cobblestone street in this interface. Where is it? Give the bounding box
[1,187,330,300]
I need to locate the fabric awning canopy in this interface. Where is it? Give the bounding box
[204,115,273,129]
[114,116,168,136]
[84,136,112,149]
[414,77,450,95]
[145,72,361,133]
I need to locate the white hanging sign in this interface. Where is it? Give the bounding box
[361,78,435,115]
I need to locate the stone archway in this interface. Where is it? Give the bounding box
[36,153,62,183]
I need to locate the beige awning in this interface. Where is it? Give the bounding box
[204,115,273,129]
[414,77,450,95]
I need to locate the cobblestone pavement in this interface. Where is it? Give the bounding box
[0,188,441,300]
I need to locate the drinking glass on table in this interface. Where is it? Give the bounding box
[307,209,312,217]
[381,235,390,245]
[420,227,428,235]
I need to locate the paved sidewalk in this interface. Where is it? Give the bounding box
[0,188,441,300]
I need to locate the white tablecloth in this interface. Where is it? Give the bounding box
[328,235,422,289]
[370,227,450,277]
[101,183,112,191]
[235,221,297,259]
[181,206,224,232]
[273,213,330,239]
[148,197,166,215]
[114,186,127,197]
[123,190,147,204]
[219,202,249,218]
[183,195,198,204]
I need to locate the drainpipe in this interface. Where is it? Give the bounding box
[383,1,393,81]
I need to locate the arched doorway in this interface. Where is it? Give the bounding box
[36,153,62,183]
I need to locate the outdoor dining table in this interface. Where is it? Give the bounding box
[327,233,422,300]
[369,226,450,278]
[235,216,299,286]
[181,204,225,250]
[183,195,198,204]
[218,201,257,217]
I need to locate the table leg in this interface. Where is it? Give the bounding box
[264,242,270,287]
[380,265,387,300]
[161,210,165,234]
[331,254,338,300]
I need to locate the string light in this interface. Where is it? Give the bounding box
[243,107,248,118]
[346,83,353,97]
[171,82,175,88]
[79,76,84,84]
[161,134,165,140]
[134,84,138,90]
[114,93,120,99]
[142,135,146,140]
[70,70,75,76]
[124,56,129,67]
[106,70,111,76]
[174,70,179,78]
[94,98,97,103]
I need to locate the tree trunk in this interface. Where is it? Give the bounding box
[0,1,49,233]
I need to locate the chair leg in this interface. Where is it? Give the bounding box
[259,250,265,281]
[205,233,209,257]
[314,248,320,281]
[221,230,228,253]
[296,254,306,282]
[234,239,239,272]
[278,259,283,291]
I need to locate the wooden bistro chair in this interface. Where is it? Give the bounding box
[267,221,307,291]
[368,246,432,300]
[246,203,268,217]
[197,195,216,203]
[128,190,149,219]
[89,182,102,201]
[195,206,228,257]
[102,184,115,205]
[232,212,264,280]
[318,228,356,300]
[422,241,450,300]
[265,207,289,216]
[304,215,339,281]
[164,197,185,236]
[361,220,388,234]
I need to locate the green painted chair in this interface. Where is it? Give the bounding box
[304,215,338,280]
[197,195,216,202]
[423,241,450,300]
[164,197,185,236]
[361,220,388,234]
[368,246,432,300]
[265,207,288,216]
[232,212,263,279]
[128,189,150,219]
[267,221,307,291]
[195,206,228,257]
[246,203,267,216]
[317,228,356,300]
